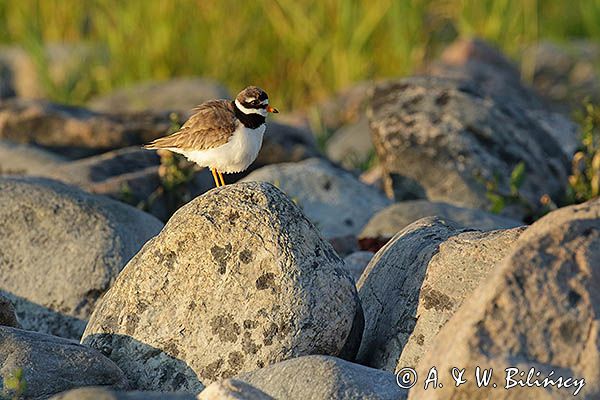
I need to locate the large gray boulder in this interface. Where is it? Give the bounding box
[397,227,524,369]
[253,121,320,168]
[429,38,580,158]
[357,217,524,372]
[428,38,544,114]
[82,182,362,391]
[359,200,523,242]
[0,98,172,158]
[43,146,160,187]
[87,77,230,113]
[242,158,390,239]
[369,76,575,219]
[0,177,163,339]
[523,40,600,113]
[356,217,462,370]
[237,355,405,400]
[315,81,373,132]
[0,140,66,175]
[50,387,197,400]
[0,326,128,400]
[410,199,600,399]
[325,117,373,170]
[37,146,215,222]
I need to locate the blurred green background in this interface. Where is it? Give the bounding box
[0,0,599,109]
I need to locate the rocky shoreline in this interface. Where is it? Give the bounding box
[0,38,599,399]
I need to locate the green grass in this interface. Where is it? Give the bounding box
[567,101,600,203]
[1,0,600,110]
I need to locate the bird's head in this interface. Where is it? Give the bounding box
[234,86,279,117]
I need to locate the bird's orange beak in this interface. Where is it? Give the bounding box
[266,105,279,113]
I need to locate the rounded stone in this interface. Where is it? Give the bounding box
[82,182,362,391]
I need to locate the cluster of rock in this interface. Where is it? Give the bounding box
[0,38,598,399]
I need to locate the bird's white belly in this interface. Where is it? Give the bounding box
[181,124,265,173]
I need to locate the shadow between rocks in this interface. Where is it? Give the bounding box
[0,291,87,340]
[83,333,204,393]
[356,217,467,369]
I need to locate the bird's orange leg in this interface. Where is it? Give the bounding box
[210,168,220,187]
[218,171,226,186]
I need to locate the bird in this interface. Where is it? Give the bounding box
[144,86,278,187]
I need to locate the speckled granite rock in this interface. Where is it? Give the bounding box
[410,199,600,399]
[357,217,524,372]
[369,76,574,219]
[82,182,362,391]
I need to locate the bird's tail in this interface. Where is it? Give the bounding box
[143,135,177,150]
[142,139,162,150]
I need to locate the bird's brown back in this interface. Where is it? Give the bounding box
[144,99,238,151]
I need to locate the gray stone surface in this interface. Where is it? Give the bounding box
[253,121,320,168]
[50,387,197,400]
[357,217,524,372]
[429,38,543,113]
[325,117,373,169]
[199,379,273,400]
[242,158,390,239]
[0,140,66,175]
[410,199,600,399]
[43,146,160,187]
[316,81,373,132]
[0,177,163,339]
[36,146,215,222]
[0,98,172,158]
[523,40,600,113]
[343,251,374,283]
[0,294,19,328]
[369,76,575,219]
[397,227,525,370]
[430,38,581,160]
[359,200,523,240]
[88,77,230,113]
[237,355,405,400]
[82,182,362,391]
[356,217,463,370]
[0,326,128,400]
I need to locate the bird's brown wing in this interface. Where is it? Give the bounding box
[144,100,237,151]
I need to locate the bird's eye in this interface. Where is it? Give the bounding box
[250,99,259,106]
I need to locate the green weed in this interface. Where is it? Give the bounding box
[567,101,600,203]
[2,368,26,400]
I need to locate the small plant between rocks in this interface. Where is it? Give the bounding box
[120,112,198,218]
[483,101,600,222]
[566,101,600,204]
[1,368,27,400]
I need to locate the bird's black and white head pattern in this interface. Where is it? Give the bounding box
[233,86,275,129]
